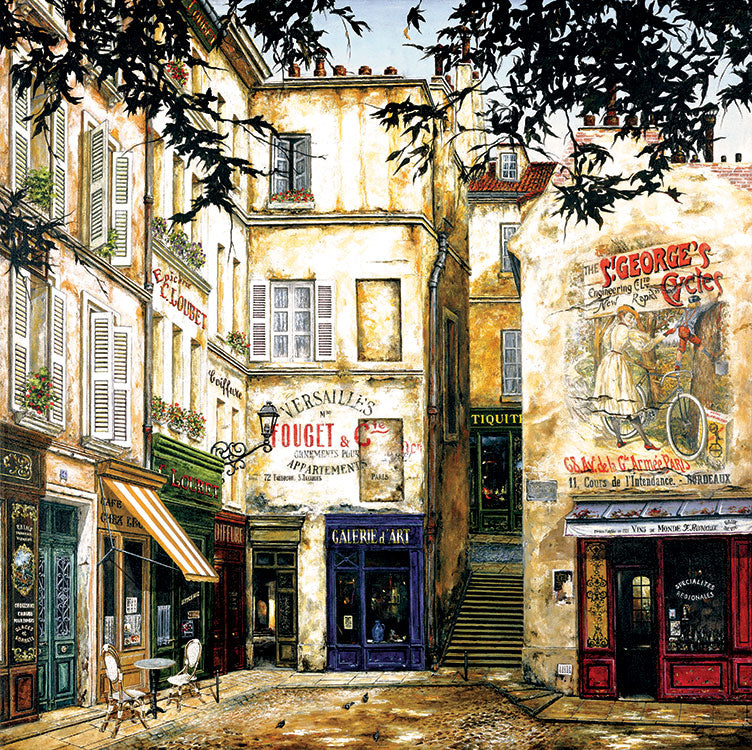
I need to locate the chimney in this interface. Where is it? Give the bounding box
[460,27,470,63]
[333,65,347,77]
[472,70,479,80]
[288,63,300,78]
[358,65,372,75]
[626,114,638,127]
[604,88,618,126]
[736,153,743,162]
[384,66,398,75]
[672,146,686,164]
[690,154,699,163]
[487,161,496,177]
[702,113,716,162]
[314,56,327,77]
[434,54,443,77]
[721,155,727,162]
[583,114,595,126]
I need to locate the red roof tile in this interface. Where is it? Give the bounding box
[468,161,557,195]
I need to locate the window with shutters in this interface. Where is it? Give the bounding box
[9,268,67,431]
[84,121,132,265]
[249,280,335,362]
[10,68,68,223]
[502,329,522,398]
[270,134,312,199]
[83,300,132,447]
[500,224,518,273]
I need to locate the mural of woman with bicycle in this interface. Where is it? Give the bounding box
[592,305,666,450]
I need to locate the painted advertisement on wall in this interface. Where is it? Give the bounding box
[566,239,732,492]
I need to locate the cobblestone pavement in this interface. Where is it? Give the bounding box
[111,686,752,750]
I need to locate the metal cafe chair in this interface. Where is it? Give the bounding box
[99,644,149,737]
[165,638,204,712]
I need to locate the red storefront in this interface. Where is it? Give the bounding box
[570,498,752,701]
[210,511,246,675]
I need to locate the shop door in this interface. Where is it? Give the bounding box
[212,562,246,674]
[38,502,77,712]
[615,569,657,698]
[252,549,298,668]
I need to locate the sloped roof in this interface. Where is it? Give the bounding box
[468,162,557,197]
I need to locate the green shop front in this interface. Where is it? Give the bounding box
[151,435,222,679]
[469,408,522,534]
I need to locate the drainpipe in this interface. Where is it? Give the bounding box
[426,229,448,667]
[143,115,154,468]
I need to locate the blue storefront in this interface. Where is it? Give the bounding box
[326,514,425,671]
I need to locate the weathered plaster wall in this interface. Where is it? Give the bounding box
[513,133,752,690]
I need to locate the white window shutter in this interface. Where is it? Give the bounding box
[10,268,31,410]
[110,151,132,265]
[88,121,109,250]
[315,280,335,361]
[48,287,67,427]
[112,326,131,445]
[249,280,269,361]
[11,72,31,192]
[292,137,310,192]
[51,105,67,221]
[271,136,289,195]
[90,311,113,440]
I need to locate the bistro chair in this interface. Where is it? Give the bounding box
[100,644,148,737]
[166,638,204,711]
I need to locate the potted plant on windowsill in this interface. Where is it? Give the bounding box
[151,395,168,425]
[166,60,189,88]
[23,168,55,212]
[22,367,55,416]
[226,330,250,358]
[166,402,186,433]
[152,217,206,271]
[268,189,314,210]
[185,409,206,442]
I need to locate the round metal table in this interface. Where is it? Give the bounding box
[134,657,176,718]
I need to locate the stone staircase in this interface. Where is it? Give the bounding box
[441,568,524,669]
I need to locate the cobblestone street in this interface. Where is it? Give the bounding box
[112,686,752,750]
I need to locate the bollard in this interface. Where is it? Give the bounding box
[215,670,220,703]
[463,650,469,682]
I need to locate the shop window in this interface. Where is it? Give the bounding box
[500,151,518,181]
[102,537,116,646]
[358,418,404,502]
[154,545,172,647]
[180,580,202,642]
[444,310,459,439]
[249,280,335,362]
[356,279,402,361]
[366,570,409,644]
[500,224,518,273]
[664,539,726,653]
[270,134,311,196]
[122,539,144,648]
[502,329,522,397]
[336,572,360,644]
[9,268,67,428]
[84,121,132,264]
[85,302,132,446]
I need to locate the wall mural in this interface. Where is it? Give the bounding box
[566,240,731,491]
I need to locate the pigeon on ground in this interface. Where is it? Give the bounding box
[276,720,286,728]
[373,730,380,741]
[362,693,369,703]
[343,701,355,710]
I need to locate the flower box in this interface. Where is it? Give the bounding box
[226,331,250,357]
[152,217,206,271]
[186,409,206,442]
[23,367,55,415]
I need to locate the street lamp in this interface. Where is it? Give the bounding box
[210,401,279,476]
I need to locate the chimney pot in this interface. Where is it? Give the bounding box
[488,161,496,177]
[583,114,595,126]
[604,87,618,126]
[314,56,327,77]
[736,152,743,162]
[472,70,479,80]
[721,155,727,162]
[384,66,398,75]
[691,154,699,163]
[333,65,347,77]
[288,63,300,78]
[434,55,443,77]
[626,115,638,127]
[672,147,686,164]
[358,65,372,75]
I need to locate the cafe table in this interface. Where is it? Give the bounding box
[134,657,176,718]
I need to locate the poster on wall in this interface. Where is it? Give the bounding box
[567,240,732,491]
[10,502,38,664]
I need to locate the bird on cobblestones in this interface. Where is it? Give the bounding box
[362,693,369,703]
[373,729,380,741]
[343,701,355,710]
[276,720,286,728]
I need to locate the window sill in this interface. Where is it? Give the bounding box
[265,200,315,211]
[12,410,63,438]
[81,435,127,458]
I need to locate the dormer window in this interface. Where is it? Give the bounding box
[500,152,518,181]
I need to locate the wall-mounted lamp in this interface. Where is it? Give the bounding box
[210,401,279,476]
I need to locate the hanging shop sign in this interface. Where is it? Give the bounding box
[10,502,37,663]
[565,239,733,491]
[153,267,207,330]
[180,0,219,51]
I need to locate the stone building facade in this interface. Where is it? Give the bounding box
[515,118,752,702]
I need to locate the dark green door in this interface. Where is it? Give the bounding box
[38,502,77,712]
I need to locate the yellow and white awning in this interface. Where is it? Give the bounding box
[101,477,218,582]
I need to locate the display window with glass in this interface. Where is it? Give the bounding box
[664,538,727,654]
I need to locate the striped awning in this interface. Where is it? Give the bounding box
[101,478,218,582]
